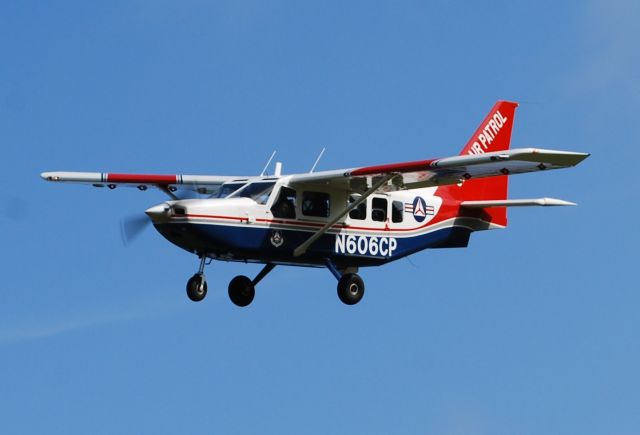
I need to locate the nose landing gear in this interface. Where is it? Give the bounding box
[186,255,209,302]
[186,274,207,301]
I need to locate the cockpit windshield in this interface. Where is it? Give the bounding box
[214,182,246,198]
[229,181,276,205]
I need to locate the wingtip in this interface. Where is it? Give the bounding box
[541,197,577,206]
[578,151,591,161]
[570,151,590,166]
[41,171,64,181]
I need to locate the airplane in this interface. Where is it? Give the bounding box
[41,101,589,307]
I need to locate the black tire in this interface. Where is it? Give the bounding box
[186,274,208,302]
[228,275,255,307]
[337,273,365,305]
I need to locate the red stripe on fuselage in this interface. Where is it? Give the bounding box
[179,209,466,233]
[186,213,247,222]
[106,173,178,184]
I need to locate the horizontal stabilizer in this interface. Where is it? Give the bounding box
[461,198,577,208]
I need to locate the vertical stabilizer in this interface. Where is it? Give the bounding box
[440,100,519,227]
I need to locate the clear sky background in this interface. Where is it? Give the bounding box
[1,1,638,434]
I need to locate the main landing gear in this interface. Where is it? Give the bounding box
[227,263,275,307]
[337,273,365,305]
[325,259,365,305]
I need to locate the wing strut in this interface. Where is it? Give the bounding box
[293,173,398,257]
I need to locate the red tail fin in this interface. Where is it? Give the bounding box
[459,100,518,156]
[440,100,518,227]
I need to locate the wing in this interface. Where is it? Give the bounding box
[289,148,589,193]
[40,171,247,198]
[288,147,588,256]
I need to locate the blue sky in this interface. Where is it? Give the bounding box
[1,1,639,433]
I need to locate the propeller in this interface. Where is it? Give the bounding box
[120,214,151,246]
[119,183,212,247]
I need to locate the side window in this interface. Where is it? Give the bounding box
[271,186,297,219]
[392,201,403,223]
[371,197,387,222]
[348,195,367,220]
[302,191,330,217]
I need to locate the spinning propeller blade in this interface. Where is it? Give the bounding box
[120,214,151,246]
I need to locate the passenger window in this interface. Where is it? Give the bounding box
[348,195,367,220]
[271,187,297,218]
[392,201,403,223]
[302,191,330,217]
[371,197,387,222]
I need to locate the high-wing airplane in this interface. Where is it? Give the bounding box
[42,101,589,307]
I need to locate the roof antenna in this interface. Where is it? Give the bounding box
[260,150,277,176]
[309,148,326,173]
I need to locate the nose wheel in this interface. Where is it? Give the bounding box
[186,273,207,301]
[186,255,209,302]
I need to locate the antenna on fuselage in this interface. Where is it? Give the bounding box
[260,150,277,176]
[309,148,326,173]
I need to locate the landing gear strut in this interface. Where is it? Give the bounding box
[185,258,364,306]
[228,263,276,307]
[325,258,365,305]
[186,255,208,302]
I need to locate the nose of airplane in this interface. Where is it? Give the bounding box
[145,203,170,221]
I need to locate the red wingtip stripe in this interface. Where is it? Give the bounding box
[350,159,438,176]
[106,173,178,184]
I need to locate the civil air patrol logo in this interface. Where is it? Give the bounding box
[270,230,284,248]
[412,196,428,222]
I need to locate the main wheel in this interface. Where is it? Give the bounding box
[337,273,365,305]
[228,275,255,307]
[186,274,208,302]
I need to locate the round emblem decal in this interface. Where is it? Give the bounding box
[412,197,427,223]
[270,230,284,248]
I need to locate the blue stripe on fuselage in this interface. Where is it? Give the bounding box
[153,222,471,268]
